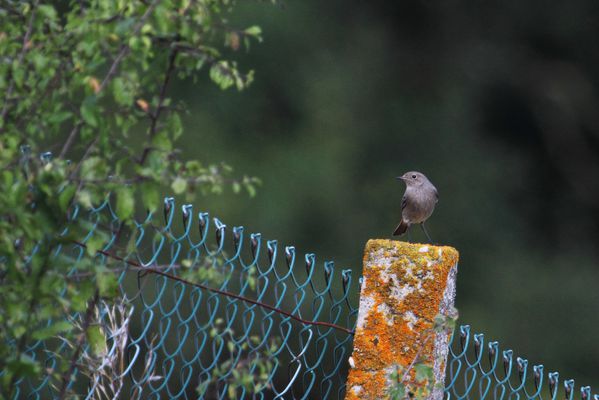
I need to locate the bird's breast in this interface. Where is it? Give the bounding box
[402,188,437,223]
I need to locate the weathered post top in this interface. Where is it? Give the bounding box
[346,239,459,400]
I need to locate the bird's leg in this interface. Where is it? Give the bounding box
[407,226,412,242]
[420,222,433,243]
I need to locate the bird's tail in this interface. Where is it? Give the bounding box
[393,220,408,236]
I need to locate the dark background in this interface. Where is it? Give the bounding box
[175,1,599,386]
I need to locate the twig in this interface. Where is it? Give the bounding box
[138,48,179,165]
[70,176,146,185]
[67,263,183,279]
[59,122,82,159]
[72,240,355,335]
[57,290,100,399]
[151,49,178,134]
[400,331,433,384]
[69,171,243,186]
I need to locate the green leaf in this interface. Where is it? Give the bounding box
[31,320,72,340]
[70,280,95,312]
[12,61,24,88]
[95,266,118,298]
[115,186,135,220]
[210,61,235,90]
[151,131,172,151]
[77,189,93,208]
[171,177,187,194]
[86,325,107,356]
[58,185,76,211]
[6,354,41,380]
[170,113,183,140]
[112,77,134,106]
[414,363,433,383]
[197,380,209,395]
[244,25,263,42]
[80,96,98,127]
[244,26,262,36]
[244,180,257,198]
[389,384,406,400]
[85,234,106,256]
[141,181,160,212]
[38,5,58,20]
[80,157,104,180]
[47,111,72,124]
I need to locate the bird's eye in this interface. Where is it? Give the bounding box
[412,174,417,179]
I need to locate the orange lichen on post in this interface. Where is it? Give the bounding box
[345,240,459,400]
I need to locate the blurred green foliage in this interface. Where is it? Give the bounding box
[180,0,599,386]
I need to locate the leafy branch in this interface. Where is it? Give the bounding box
[0,0,275,397]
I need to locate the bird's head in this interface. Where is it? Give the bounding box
[396,171,428,187]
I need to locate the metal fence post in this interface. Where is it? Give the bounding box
[346,239,459,400]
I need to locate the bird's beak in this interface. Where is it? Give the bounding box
[396,176,405,181]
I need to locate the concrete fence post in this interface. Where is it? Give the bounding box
[346,239,459,400]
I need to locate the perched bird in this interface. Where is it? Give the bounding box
[393,171,438,242]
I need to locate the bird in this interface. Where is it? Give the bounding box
[393,171,438,242]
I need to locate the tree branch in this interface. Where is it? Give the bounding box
[59,122,82,159]
[139,48,179,165]
[97,0,161,94]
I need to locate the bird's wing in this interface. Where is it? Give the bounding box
[434,188,439,203]
[402,194,407,210]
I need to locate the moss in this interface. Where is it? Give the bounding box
[346,240,459,400]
